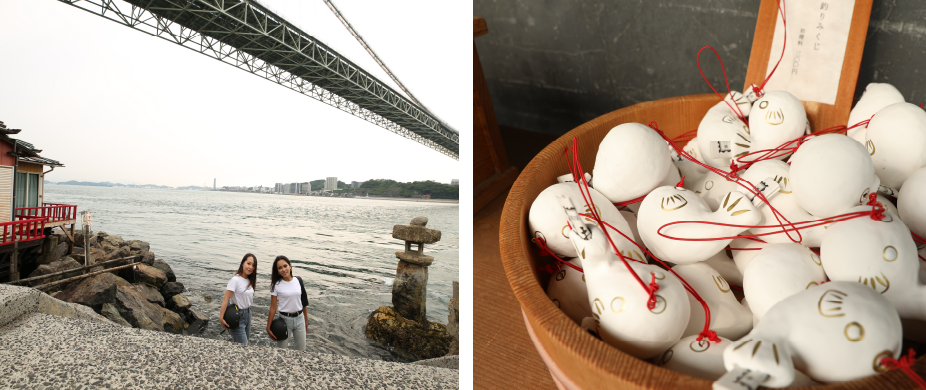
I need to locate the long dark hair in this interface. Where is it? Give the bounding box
[269,255,292,293]
[236,253,257,291]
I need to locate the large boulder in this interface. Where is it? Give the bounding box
[104,234,124,248]
[167,293,191,312]
[151,259,175,282]
[115,285,164,331]
[158,307,184,334]
[126,240,150,254]
[56,272,120,312]
[134,264,167,288]
[37,242,70,265]
[104,246,130,261]
[159,282,184,300]
[365,305,452,360]
[185,308,209,330]
[28,256,82,284]
[133,284,165,307]
[101,303,131,327]
[141,251,155,265]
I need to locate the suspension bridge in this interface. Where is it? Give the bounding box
[57,0,459,159]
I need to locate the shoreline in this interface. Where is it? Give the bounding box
[354,197,458,204]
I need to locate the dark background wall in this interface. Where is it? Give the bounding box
[474,0,926,136]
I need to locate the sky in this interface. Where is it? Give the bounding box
[0,0,469,188]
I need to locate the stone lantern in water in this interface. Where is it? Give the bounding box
[365,216,453,359]
[391,216,441,324]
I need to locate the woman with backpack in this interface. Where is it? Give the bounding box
[220,253,257,344]
[266,255,309,351]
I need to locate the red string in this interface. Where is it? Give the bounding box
[912,231,926,245]
[533,236,584,273]
[648,121,803,244]
[729,284,743,291]
[696,47,749,125]
[671,129,699,144]
[730,122,867,173]
[589,217,718,343]
[676,176,686,188]
[646,273,660,310]
[881,349,926,390]
[564,139,657,309]
[728,246,763,251]
[561,139,715,334]
[656,209,875,242]
[753,0,788,96]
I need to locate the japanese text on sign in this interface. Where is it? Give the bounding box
[763,0,854,105]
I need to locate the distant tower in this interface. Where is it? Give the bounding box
[326,177,338,191]
[213,178,216,190]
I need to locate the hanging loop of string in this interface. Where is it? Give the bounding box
[880,349,926,390]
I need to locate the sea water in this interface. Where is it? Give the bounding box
[44,185,459,362]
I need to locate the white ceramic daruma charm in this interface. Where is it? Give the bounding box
[659,335,731,380]
[789,134,880,218]
[671,263,753,340]
[593,123,671,203]
[691,169,741,210]
[729,91,807,165]
[638,186,759,265]
[742,243,826,321]
[846,83,905,144]
[703,249,743,287]
[739,160,827,246]
[821,206,926,321]
[898,167,926,239]
[545,258,592,325]
[730,238,767,275]
[563,217,689,359]
[865,102,926,190]
[697,101,748,169]
[721,282,902,387]
[528,181,633,258]
[671,141,708,185]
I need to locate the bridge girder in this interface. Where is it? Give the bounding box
[57,0,459,159]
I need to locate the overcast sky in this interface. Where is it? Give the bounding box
[0,0,468,187]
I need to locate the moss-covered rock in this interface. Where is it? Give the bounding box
[365,305,451,360]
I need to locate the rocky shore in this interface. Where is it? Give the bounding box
[21,230,208,334]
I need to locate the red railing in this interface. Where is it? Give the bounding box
[15,203,77,224]
[0,216,46,246]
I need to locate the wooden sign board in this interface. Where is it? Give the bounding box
[744,0,873,132]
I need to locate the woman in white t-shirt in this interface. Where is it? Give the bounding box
[266,255,308,351]
[220,253,257,344]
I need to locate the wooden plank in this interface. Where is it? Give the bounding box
[744,0,874,132]
[475,188,556,389]
[474,17,487,38]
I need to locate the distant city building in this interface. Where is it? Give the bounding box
[325,177,338,191]
[351,181,362,189]
[214,178,216,190]
[450,179,459,186]
[275,183,283,194]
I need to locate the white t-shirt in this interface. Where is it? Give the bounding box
[272,278,304,313]
[225,274,254,309]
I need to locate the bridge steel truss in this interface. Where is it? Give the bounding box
[58,0,459,159]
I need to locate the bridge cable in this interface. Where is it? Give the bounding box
[321,0,457,134]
